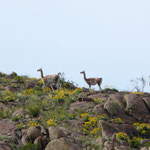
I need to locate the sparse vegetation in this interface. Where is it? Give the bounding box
[0,72,149,150]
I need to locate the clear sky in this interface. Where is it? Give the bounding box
[0,0,150,91]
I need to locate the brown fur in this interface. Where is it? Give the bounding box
[80,71,102,92]
[37,68,61,91]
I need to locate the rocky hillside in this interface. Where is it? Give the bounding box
[0,72,150,150]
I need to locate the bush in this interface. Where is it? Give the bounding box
[133,122,150,138]
[19,143,38,150]
[14,76,25,83]
[0,109,11,119]
[27,101,41,117]
[116,132,130,142]
[129,137,142,148]
[104,88,119,92]
[113,118,124,124]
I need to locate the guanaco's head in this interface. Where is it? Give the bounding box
[80,71,85,74]
[37,68,42,72]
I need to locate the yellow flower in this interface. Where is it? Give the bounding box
[27,121,40,127]
[113,118,124,124]
[90,128,100,135]
[46,119,57,126]
[131,91,144,95]
[116,132,130,141]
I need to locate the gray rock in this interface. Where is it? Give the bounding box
[45,138,79,150]
[104,96,135,123]
[48,127,66,140]
[41,126,49,137]
[21,134,30,145]
[69,101,92,113]
[12,108,28,118]
[124,94,150,121]
[0,142,12,150]
[94,104,107,114]
[34,136,49,149]
[27,126,42,142]
[98,120,116,138]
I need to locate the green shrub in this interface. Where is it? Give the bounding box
[14,76,25,83]
[19,143,38,150]
[133,122,150,138]
[0,109,11,119]
[113,118,124,124]
[129,137,142,148]
[104,88,119,92]
[67,113,76,120]
[144,141,150,148]
[2,90,17,102]
[12,116,19,122]
[27,101,41,117]
[116,132,130,142]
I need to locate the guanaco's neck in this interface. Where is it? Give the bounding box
[83,72,87,81]
[40,70,44,78]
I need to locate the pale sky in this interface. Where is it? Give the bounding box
[0,0,150,91]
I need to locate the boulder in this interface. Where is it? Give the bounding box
[94,104,107,114]
[143,97,150,112]
[104,98,135,123]
[21,134,30,145]
[40,126,49,137]
[11,128,22,144]
[124,94,150,121]
[48,127,66,140]
[0,121,15,136]
[0,142,12,150]
[99,120,116,138]
[27,126,42,142]
[34,136,49,149]
[104,141,114,150]
[109,93,126,109]
[88,93,107,100]
[45,138,79,150]
[58,127,71,136]
[114,145,129,150]
[12,108,28,118]
[99,120,138,138]
[69,101,92,113]
[114,124,138,137]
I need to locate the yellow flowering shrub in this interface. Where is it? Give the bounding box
[3,90,17,101]
[46,119,58,127]
[90,128,100,136]
[23,88,38,95]
[81,113,90,121]
[116,132,130,142]
[82,116,98,135]
[94,98,102,104]
[131,91,144,95]
[52,88,81,102]
[129,137,142,148]
[44,87,52,93]
[82,114,109,135]
[16,123,26,129]
[42,99,46,104]
[113,118,124,124]
[27,121,40,127]
[97,114,109,120]
[38,80,43,84]
[133,122,150,137]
